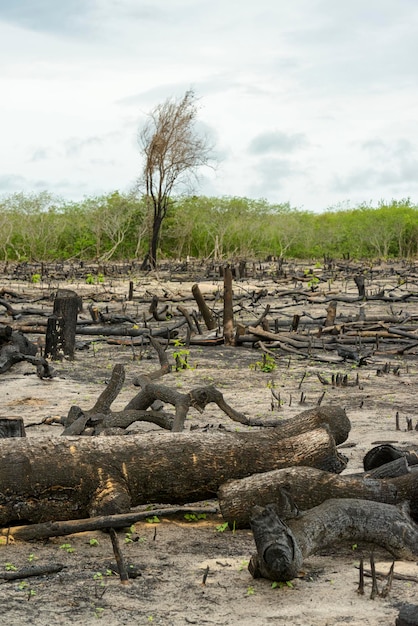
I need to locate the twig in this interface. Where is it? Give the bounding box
[109,528,130,584]
[1,506,219,541]
[0,564,64,581]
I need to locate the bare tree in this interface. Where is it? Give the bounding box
[138,90,213,269]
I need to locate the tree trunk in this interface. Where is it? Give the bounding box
[223,267,234,345]
[354,274,366,298]
[149,214,163,269]
[192,284,217,330]
[0,426,345,526]
[249,498,418,582]
[324,300,337,327]
[218,465,418,527]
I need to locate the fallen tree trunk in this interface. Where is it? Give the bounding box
[249,499,418,582]
[0,426,346,526]
[218,465,418,527]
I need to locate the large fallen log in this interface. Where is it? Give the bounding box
[0,425,346,526]
[218,465,418,527]
[249,498,418,582]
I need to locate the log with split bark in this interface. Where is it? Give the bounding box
[0,416,347,526]
[218,465,418,527]
[249,497,418,582]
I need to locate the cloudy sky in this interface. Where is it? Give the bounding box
[1,0,417,212]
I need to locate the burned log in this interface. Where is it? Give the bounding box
[249,498,418,582]
[364,444,418,471]
[0,425,345,526]
[218,465,418,527]
[0,324,53,377]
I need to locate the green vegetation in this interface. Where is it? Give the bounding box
[0,191,416,262]
[250,354,277,373]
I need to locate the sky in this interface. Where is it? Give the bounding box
[1,0,417,212]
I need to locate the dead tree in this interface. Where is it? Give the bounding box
[249,498,418,582]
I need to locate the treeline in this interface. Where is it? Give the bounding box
[0,191,417,262]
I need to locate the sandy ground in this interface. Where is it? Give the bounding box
[0,268,418,625]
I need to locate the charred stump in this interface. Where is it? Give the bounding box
[44,289,81,360]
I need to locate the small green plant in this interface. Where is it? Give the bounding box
[59,542,75,554]
[89,538,99,547]
[272,580,294,589]
[184,513,207,522]
[27,553,37,563]
[94,607,105,619]
[146,515,160,524]
[216,522,229,533]
[238,560,249,572]
[86,273,104,285]
[31,273,41,284]
[246,586,256,595]
[172,339,193,371]
[5,562,17,571]
[250,354,276,373]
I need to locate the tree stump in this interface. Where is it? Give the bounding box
[44,289,81,360]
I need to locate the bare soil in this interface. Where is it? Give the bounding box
[1,264,418,625]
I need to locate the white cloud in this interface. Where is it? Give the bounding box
[0,0,417,210]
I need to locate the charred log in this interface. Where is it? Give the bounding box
[218,465,418,527]
[0,425,345,526]
[249,498,418,582]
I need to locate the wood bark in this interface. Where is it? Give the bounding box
[218,465,418,527]
[0,425,345,526]
[249,498,418,582]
